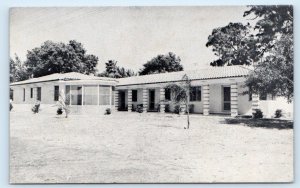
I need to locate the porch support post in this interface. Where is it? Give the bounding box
[128,89,132,112]
[251,94,260,114]
[230,83,238,117]
[97,85,100,106]
[114,90,119,111]
[159,88,165,113]
[203,84,210,115]
[142,88,148,113]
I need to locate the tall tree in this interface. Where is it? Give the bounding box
[98,60,136,78]
[244,5,293,101]
[10,54,30,82]
[139,52,183,75]
[206,6,293,101]
[206,22,259,66]
[24,40,98,77]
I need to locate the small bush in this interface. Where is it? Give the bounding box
[187,104,194,113]
[275,109,282,118]
[252,109,263,119]
[174,105,180,114]
[32,102,40,114]
[105,108,111,115]
[57,108,63,115]
[137,104,143,113]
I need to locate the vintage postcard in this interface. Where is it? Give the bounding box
[9,6,293,183]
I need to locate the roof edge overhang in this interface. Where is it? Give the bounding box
[10,78,118,86]
[117,75,247,87]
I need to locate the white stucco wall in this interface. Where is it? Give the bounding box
[237,83,252,115]
[260,96,293,118]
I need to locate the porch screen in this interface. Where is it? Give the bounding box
[99,86,110,105]
[84,85,98,105]
[70,86,82,105]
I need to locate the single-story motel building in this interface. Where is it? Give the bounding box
[10,66,293,118]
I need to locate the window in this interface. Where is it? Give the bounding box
[30,88,33,98]
[249,93,252,101]
[99,86,110,105]
[259,93,276,101]
[223,87,231,111]
[271,94,276,100]
[190,87,201,101]
[132,90,137,102]
[165,88,171,100]
[23,88,25,101]
[10,89,13,101]
[54,86,59,101]
[70,86,82,105]
[84,85,98,105]
[37,87,41,101]
[259,93,267,100]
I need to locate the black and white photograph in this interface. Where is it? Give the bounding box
[9,6,293,183]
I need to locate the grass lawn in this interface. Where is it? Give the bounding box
[10,106,293,183]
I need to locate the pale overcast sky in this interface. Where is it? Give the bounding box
[10,6,251,72]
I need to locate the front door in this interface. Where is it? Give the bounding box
[149,89,155,110]
[119,91,126,110]
[77,87,82,105]
[223,87,231,111]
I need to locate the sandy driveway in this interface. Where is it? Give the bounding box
[10,107,293,183]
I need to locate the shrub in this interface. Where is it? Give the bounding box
[105,108,111,115]
[32,102,40,114]
[137,104,143,113]
[57,108,63,115]
[275,109,282,118]
[174,105,180,114]
[252,109,263,119]
[187,104,194,113]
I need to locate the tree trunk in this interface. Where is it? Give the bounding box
[186,103,190,129]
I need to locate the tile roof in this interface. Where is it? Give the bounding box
[117,65,252,86]
[10,66,252,86]
[10,72,116,86]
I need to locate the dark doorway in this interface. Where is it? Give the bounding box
[223,87,231,111]
[77,86,82,105]
[119,91,126,110]
[37,87,41,101]
[149,89,155,110]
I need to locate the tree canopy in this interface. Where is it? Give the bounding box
[24,40,98,77]
[139,52,183,75]
[98,60,136,78]
[206,22,259,66]
[244,5,293,101]
[206,5,293,101]
[10,54,30,82]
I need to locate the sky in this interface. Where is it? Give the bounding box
[10,6,251,73]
